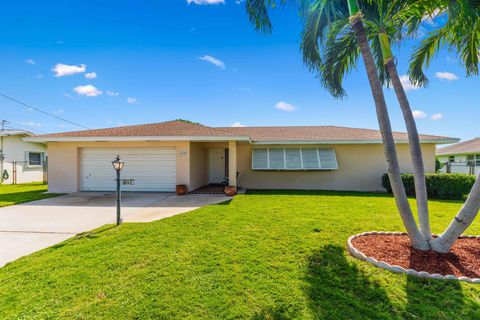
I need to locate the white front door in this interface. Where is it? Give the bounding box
[208,148,225,184]
[80,148,177,192]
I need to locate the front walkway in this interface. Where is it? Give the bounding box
[0,192,229,267]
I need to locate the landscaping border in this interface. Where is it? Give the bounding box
[347,231,480,284]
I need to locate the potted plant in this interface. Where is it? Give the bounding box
[176,184,187,195]
[224,185,236,196]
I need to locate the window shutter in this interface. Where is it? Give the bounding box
[269,148,285,169]
[285,148,302,169]
[318,148,337,169]
[301,148,320,169]
[252,149,268,169]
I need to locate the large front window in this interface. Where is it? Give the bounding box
[252,147,338,170]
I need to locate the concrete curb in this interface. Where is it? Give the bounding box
[347,231,480,284]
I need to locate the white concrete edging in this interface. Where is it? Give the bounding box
[347,231,480,284]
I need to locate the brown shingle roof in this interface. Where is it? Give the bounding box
[30,120,457,144]
[35,120,243,138]
[221,125,454,143]
[436,137,480,156]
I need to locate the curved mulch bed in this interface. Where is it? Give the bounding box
[347,232,480,283]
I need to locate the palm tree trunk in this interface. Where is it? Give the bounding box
[349,15,429,250]
[383,45,432,242]
[430,175,480,252]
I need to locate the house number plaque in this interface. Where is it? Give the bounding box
[122,179,135,185]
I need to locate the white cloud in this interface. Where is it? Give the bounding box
[431,113,443,120]
[52,63,86,77]
[231,122,246,127]
[126,97,137,104]
[412,110,427,119]
[73,85,102,97]
[275,101,297,112]
[63,92,75,99]
[107,90,120,96]
[25,58,35,65]
[84,72,97,79]
[187,0,225,5]
[21,121,42,127]
[399,75,421,91]
[435,71,459,81]
[198,55,226,69]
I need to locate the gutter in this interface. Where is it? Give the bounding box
[24,135,252,143]
[252,138,460,145]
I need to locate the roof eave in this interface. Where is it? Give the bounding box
[24,135,251,143]
[252,138,459,145]
[0,131,34,137]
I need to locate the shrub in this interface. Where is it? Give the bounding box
[382,173,477,200]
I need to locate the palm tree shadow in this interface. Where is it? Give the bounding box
[303,245,395,319]
[404,247,480,319]
[251,304,301,320]
[404,276,478,319]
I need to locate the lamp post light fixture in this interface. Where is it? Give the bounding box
[112,155,125,225]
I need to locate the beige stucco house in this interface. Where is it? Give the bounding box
[1,130,47,184]
[25,120,457,193]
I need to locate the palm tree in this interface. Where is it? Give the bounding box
[245,0,430,250]
[302,0,433,242]
[404,0,480,252]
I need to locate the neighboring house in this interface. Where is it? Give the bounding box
[436,137,480,175]
[0,130,47,184]
[25,120,457,193]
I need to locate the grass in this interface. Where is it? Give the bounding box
[0,182,60,207]
[0,190,479,319]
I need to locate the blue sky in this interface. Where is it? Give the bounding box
[0,0,478,140]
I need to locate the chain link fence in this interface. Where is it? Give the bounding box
[0,161,47,184]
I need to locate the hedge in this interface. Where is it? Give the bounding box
[382,173,477,200]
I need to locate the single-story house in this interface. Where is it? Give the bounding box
[25,120,457,193]
[436,137,480,175]
[1,129,47,184]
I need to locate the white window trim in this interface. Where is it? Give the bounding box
[252,147,338,171]
[26,151,45,168]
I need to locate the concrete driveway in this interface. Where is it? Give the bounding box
[0,192,229,267]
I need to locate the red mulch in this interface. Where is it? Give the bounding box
[352,234,480,278]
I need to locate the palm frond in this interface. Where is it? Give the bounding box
[245,0,277,34]
[245,0,306,34]
[320,28,360,98]
[408,28,447,87]
[300,0,349,73]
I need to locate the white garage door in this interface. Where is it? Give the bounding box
[80,148,176,192]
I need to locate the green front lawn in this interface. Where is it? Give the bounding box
[0,191,478,319]
[0,183,60,207]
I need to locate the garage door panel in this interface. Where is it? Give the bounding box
[80,148,177,192]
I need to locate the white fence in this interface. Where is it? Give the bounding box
[439,162,480,176]
[1,161,47,184]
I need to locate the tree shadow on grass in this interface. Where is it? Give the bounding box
[404,275,479,319]
[303,245,395,319]
[251,304,302,320]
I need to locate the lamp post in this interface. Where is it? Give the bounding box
[111,155,125,225]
